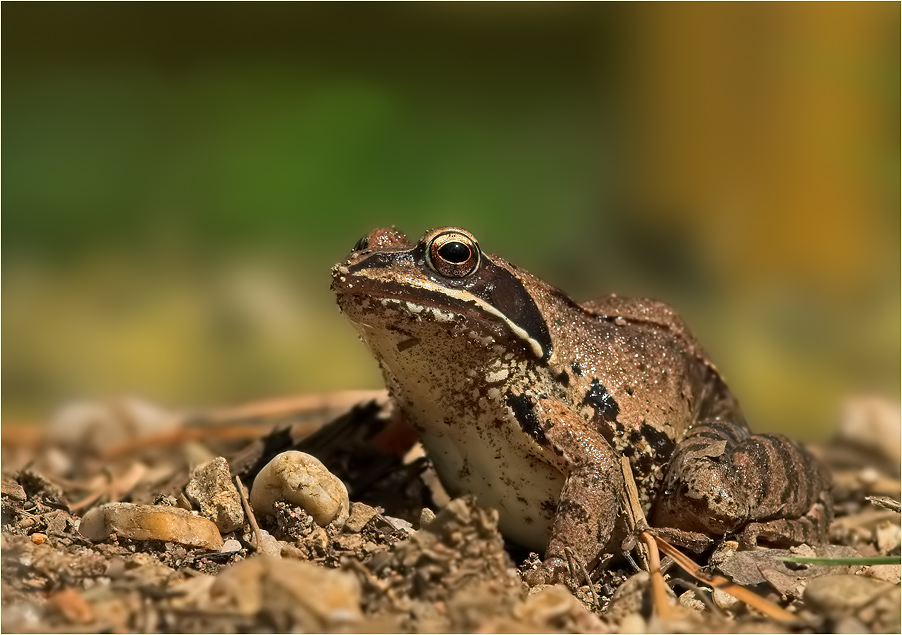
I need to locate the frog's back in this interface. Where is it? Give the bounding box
[578,294,744,426]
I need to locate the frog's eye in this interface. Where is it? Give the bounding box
[427,231,480,278]
[352,235,369,251]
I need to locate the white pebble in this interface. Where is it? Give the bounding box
[250,451,349,528]
[258,529,283,558]
[220,539,242,554]
[712,588,739,609]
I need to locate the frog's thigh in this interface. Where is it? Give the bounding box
[530,398,624,577]
[652,421,830,542]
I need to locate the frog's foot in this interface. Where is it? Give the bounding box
[651,421,832,539]
[522,555,569,586]
[736,497,833,549]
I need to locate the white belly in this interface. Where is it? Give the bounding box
[408,398,566,552]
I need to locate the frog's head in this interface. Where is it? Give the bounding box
[331,227,555,376]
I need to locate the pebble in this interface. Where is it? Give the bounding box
[712,588,738,609]
[839,396,901,462]
[419,507,436,527]
[1,478,26,501]
[29,533,48,545]
[618,613,647,634]
[678,590,706,612]
[220,539,242,554]
[605,571,649,625]
[79,503,223,550]
[344,502,379,533]
[180,555,362,629]
[860,564,901,585]
[257,529,282,558]
[250,451,349,528]
[804,574,901,632]
[50,588,95,625]
[184,457,245,533]
[384,515,416,535]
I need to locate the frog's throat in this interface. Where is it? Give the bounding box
[346,268,548,362]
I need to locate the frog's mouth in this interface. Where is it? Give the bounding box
[333,269,548,362]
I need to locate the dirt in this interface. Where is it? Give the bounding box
[2,394,899,633]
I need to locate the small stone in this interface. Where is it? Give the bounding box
[384,515,415,535]
[419,507,436,527]
[858,468,880,485]
[712,588,738,609]
[79,503,223,550]
[307,524,329,554]
[184,457,245,533]
[875,520,901,555]
[860,564,901,585]
[184,556,362,629]
[250,451,349,529]
[839,396,901,463]
[678,590,706,612]
[2,477,27,501]
[618,613,647,634]
[29,533,47,545]
[605,571,649,626]
[220,539,242,554]
[344,502,379,533]
[833,616,869,634]
[257,530,282,558]
[50,588,94,625]
[515,584,585,623]
[804,573,901,631]
[708,540,739,567]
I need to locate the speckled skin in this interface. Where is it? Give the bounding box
[331,227,833,583]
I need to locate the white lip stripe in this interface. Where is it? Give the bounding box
[351,268,546,360]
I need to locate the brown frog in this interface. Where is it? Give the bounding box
[331,226,832,584]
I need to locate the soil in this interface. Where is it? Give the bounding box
[2,394,899,633]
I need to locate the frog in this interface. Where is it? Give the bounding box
[331,226,833,585]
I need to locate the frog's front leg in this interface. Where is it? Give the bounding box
[519,396,625,586]
[651,421,832,547]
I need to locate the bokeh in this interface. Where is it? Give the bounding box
[3,3,899,440]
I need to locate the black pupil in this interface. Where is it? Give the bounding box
[438,241,471,263]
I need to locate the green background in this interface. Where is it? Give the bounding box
[3,4,899,440]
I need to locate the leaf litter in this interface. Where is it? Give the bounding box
[2,393,899,633]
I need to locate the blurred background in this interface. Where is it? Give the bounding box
[3,3,899,440]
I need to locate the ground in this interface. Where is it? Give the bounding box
[2,393,899,633]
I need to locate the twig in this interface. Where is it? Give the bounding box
[234,475,263,553]
[565,546,599,608]
[618,456,649,569]
[69,463,148,512]
[101,423,312,460]
[203,390,386,421]
[639,531,675,618]
[619,457,676,617]
[100,390,386,460]
[652,534,801,624]
[865,495,901,513]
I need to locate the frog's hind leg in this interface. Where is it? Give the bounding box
[650,421,832,546]
[735,495,833,549]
